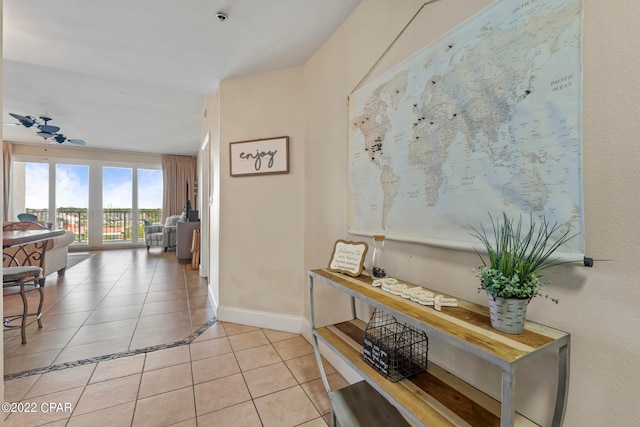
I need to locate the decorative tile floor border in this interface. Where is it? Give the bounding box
[4,317,218,381]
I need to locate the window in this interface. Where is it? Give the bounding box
[22,162,49,221]
[56,164,89,243]
[103,167,132,242]
[138,168,163,225]
[12,159,162,248]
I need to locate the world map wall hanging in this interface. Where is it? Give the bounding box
[348,0,584,259]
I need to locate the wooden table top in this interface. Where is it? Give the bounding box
[310,268,569,364]
[3,229,66,248]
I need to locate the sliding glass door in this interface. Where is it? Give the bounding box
[138,168,163,226]
[102,167,132,243]
[56,164,90,243]
[22,162,50,221]
[12,158,162,248]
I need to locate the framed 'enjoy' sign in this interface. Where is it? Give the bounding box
[229,136,290,177]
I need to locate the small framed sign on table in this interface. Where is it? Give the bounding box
[230,136,289,177]
[327,240,368,277]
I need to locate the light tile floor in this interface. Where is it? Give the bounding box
[3,249,344,426]
[4,249,215,375]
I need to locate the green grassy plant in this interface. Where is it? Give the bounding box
[469,213,578,302]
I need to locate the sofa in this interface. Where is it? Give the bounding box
[3,221,76,276]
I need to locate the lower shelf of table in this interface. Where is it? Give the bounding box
[329,380,412,426]
[314,320,539,427]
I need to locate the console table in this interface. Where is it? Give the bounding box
[308,269,570,427]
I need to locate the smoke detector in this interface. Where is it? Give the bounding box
[215,12,228,22]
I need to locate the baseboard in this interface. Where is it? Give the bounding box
[216,305,303,334]
[208,286,218,318]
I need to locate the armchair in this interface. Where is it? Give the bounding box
[144,215,180,252]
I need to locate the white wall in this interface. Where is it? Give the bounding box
[1,0,5,405]
[204,67,306,332]
[203,92,221,309]
[302,0,640,425]
[197,136,210,279]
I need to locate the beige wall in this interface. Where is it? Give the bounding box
[10,144,162,165]
[301,0,640,425]
[206,67,306,328]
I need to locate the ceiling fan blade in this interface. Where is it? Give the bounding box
[10,113,87,147]
[37,131,56,139]
[38,124,61,133]
[9,113,36,128]
[9,113,28,121]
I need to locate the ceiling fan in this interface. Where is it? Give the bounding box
[8,113,86,145]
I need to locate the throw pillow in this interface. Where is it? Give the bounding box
[165,215,179,227]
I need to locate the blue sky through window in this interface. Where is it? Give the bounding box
[56,164,89,208]
[25,163,49,209]
[138,169,163,209]
[103,167,131,208]
[24,163,162,209]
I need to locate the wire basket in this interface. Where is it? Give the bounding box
[363,308,428,382]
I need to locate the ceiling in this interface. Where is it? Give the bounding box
[2,0,362,156]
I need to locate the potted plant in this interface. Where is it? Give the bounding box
[469,213,577,334]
